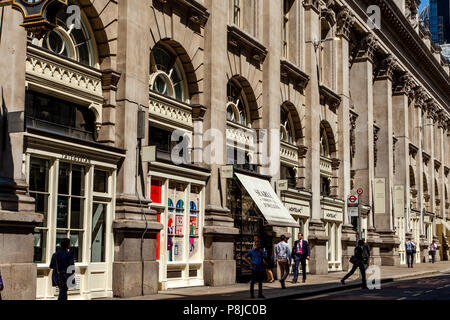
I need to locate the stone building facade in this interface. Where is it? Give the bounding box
[0,0,449,299]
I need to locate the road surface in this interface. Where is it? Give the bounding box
[304,273,450,300]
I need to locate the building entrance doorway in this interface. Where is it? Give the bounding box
[227,177,267,283]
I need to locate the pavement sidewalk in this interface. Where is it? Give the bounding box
[112,261,450,300]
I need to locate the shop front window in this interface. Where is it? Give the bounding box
[91,202,107,263]
[56,162,86,262]
[30,157,51,263]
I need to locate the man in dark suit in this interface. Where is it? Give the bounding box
[291,233,310,283]
[50,238,75,301]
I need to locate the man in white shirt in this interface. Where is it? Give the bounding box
[429,240,438,264]
[275,235,291,289]
[405,238,416,268]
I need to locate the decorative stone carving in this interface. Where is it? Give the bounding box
[280,59,310,91]
[393,136,398,174]
[374,124,380,167]
[321,7,336,26]
[149,95,193,130]
[191,104,207,121]
[303,0,320,13]
[349,110,358,160]
[375,54,397,81]
[414,88,428,109]
[26,46,103,102]
[393,73,415,97]
[336,7,355,40]
[319,84,341,112]
[355,33,378,63]
[227,25,268,63]
[331,158,341,170]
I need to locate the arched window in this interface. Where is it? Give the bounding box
[320,123,330,157]
[31,3,96,67]
[226,79,250,126]
[150,43,188,102]
[280,106,295,144]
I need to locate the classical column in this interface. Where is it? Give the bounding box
[349,33,381,264]
[112,0,162,298]
[373,55,399,265]
[391,73,415,266]
[0,7,42,300]
[303,1,328,275]
[336,7,359,271]
[202,0,239,286]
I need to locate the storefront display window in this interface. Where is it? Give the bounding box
[150,175,204,288]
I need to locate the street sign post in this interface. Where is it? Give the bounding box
[347,194,362,240]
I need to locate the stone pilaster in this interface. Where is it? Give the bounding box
[0,7,43,300]
[112,0,162,298]
[373,55,400,265]
[303,2,328,274]
[350,33,381,263]
[202,0,239,286]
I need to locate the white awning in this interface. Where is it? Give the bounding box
[235,173,299,228]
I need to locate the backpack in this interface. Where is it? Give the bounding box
[362,245,370,260]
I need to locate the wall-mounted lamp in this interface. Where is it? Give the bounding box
[306,37,341,52]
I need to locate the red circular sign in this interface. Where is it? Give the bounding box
[357,188,364,196]
[349,195,358,203]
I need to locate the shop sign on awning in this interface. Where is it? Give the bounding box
[235,173,299,228]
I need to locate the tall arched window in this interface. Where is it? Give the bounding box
[280,106,294,144]
[31,3,97,67]
[150,43,188,102]
[226,79,250,127]
[320,123,330,157]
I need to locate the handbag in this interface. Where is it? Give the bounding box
[349,256,359,265]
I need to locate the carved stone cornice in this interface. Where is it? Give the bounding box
[227,25,268,63]
[409,142,419,158]
[319,84,341,112]
[444,166,450,177]
[422,151,431,165]
[298,145,309,158]
[331,158,341,170]
[364,0,450,106]
[434,159,441,172]
[191,104,207,121]
[336,7,355,40]
[280,58,310,91]
[163,0,210,27]
[101,69,121,92]
[393,73,414,97]
[355,33,378,63]
[375,54,397,81]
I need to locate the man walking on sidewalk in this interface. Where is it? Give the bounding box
[243,238,267,299]
[275,235,291,289]
[341,239,368,289]
[406,238,416,268]
[429,240,438,264]
[291,233,310,283]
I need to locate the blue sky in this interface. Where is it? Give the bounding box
[419,0,429,13]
